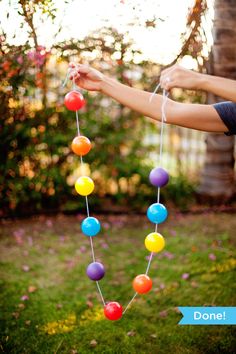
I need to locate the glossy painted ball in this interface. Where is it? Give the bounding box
[64,91,85,111]
[75,176,94,196]
[149,167,169,187]
[81,217,101,237]
[145,232,165,253]
[71,136,91,156]
[104,302,123,321]
[86,262,105,281]
[133,274,152,294]
[147,203,168,224]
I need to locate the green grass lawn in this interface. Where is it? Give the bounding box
[0,212,235,354]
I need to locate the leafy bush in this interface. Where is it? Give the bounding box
[0,30,158,216]
[0,26,198,217]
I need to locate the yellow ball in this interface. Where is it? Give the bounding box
[145,232,165,253]
[75,176,94,196]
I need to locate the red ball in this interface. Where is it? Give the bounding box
[104,302,123,321]
[133,274,152,294]
[64,91,85,111]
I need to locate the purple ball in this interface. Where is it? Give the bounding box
[149,167,169,187]
[86,262,105,281]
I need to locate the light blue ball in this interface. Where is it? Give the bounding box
[147,203,168,224]
[81,217,101,237]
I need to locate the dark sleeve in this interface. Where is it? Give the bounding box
[212,101,236,136]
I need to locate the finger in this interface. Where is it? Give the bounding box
[160,76,171,89]
[164,80,178,91]
[161,66,172,77]
[75,77,81,85]
[161,64,177,76]
[165,82,172,91]
[69,73,80,80]
[76,65,90,74]
[161,65,179,83]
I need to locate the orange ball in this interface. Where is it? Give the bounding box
[71,136,91,156]
[132,274,152,294]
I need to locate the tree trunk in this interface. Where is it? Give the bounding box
[198,0,236,203]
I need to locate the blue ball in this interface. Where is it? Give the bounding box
[147,203,168,224]
[81,217,101,237]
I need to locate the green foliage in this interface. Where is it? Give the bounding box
[0,25,197,217]
[0,28,158,216]
[162,174,197,210]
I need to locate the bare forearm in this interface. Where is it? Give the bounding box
[100,75,169,121]
[100,75,227,133]
[197,74,236,102]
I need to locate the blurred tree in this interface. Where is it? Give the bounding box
[166,0,235,203]
[198,0,236,202]
[0,0,208,216]
[0,24,158,216]
[18,0,57,47]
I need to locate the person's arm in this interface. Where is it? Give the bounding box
[100,75,227,133]
[73,64,228,133]
[160,64,236,102]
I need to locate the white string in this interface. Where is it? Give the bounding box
[62,70,70,87]
[89,236,96,262]
[123,292,138,315]
[145,252,153,275]
[85,196,90,217]
[64,68,169,316]
[159,89,169,166]
[78,155,90,217]
[72,76,76,91]
[149,83,161,103]
[155,87,168,238]
[63,69,107,307]
[63,65,79,88]
[75,110,80,136]
[149,83,169,165]
[123,83,168,315]
[157,187,160,203]
[96,281,106,306]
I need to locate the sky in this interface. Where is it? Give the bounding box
[1,0,214,65]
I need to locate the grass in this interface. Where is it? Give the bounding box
[0,212,235,354]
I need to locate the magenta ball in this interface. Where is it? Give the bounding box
[86,262,105,281]
[149,167,169,187]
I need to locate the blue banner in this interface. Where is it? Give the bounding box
[178,307,236,325]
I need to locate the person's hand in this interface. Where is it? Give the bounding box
[160,64,202,91]
[69,63,105,91]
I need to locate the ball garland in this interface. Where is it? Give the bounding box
[63,65,170,320]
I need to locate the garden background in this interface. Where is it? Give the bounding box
[0,0,236,353]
